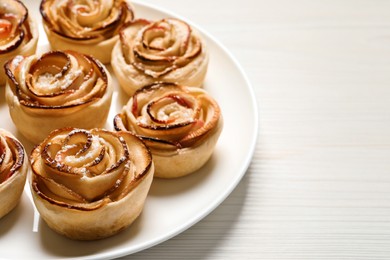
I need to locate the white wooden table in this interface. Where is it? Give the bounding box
[121,0,390,259]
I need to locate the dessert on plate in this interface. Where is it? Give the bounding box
[0,129,29,219]
[111,18,209,96]
[0,0,38,85]
[40,0,134,64]
[4,50,113,144]
[30,127,154,240]
[114,82,222,178]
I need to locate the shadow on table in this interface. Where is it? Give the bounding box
[129,165,251,259]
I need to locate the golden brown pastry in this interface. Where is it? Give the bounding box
[4,50,113,144]
[40,0,134,64]
[0,0,38,85]
[111,18,209,96]
[114,82,222,178]
[0,129,28,219]
[30,127,154,240]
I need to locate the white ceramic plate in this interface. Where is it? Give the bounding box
[0,1,258,259]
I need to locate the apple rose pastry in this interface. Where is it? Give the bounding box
[30,127,154,240]
[111,18,209,96]
[40,0,134,64]
[114,82,222,178]
[0,129,28,219]
[0,0,38,85]
[4,50,113,144]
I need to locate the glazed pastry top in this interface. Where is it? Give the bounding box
[119,18,204,78]
[0,0,34,54]
[5,50,109,113]
[40,0,134,42]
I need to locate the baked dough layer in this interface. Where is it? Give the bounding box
[30,128,154,240]
[40,0,134,64]
[114,82,222,178]
[0,0,38,85]
[0,129,28,219]
[5,50,113,144]
[112,18,209,96]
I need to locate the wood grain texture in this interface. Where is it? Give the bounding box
[121,0,390,259]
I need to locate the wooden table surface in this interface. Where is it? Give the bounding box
[120,0,390,259]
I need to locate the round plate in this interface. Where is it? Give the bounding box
[0,1,258,259]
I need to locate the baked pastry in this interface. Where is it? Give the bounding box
[111,18,209,96]
[0,129,28,219]
[40,0,134,64]
[0,0,38,85]
[30,127,154,240]
[4,50,113,144]
[114,82,222,178]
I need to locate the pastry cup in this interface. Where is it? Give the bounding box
[0,129,29,219]
[4,50,113,144]
[40,0,134,64]
[30,128,154,240]
[0,0,39,85]
[114,82,222,178]
[111,18,209,96]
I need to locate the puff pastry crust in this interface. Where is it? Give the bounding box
[40,0,134,64]
[0,129,28,219]
[30,128,154,240]
[114,82,222,178]
[111,18,209,96]
[4,50,113,144]
[0,0,38,85]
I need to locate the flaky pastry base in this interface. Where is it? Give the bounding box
[114,83,223,178]
[111,39,209,96]
[5,55,113,144]
[30,128,154,240]
[0,129,29,219]
[43,23,118,64]
[151,118,223,178]
[6,84,112,144]
[32,166,153,240]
